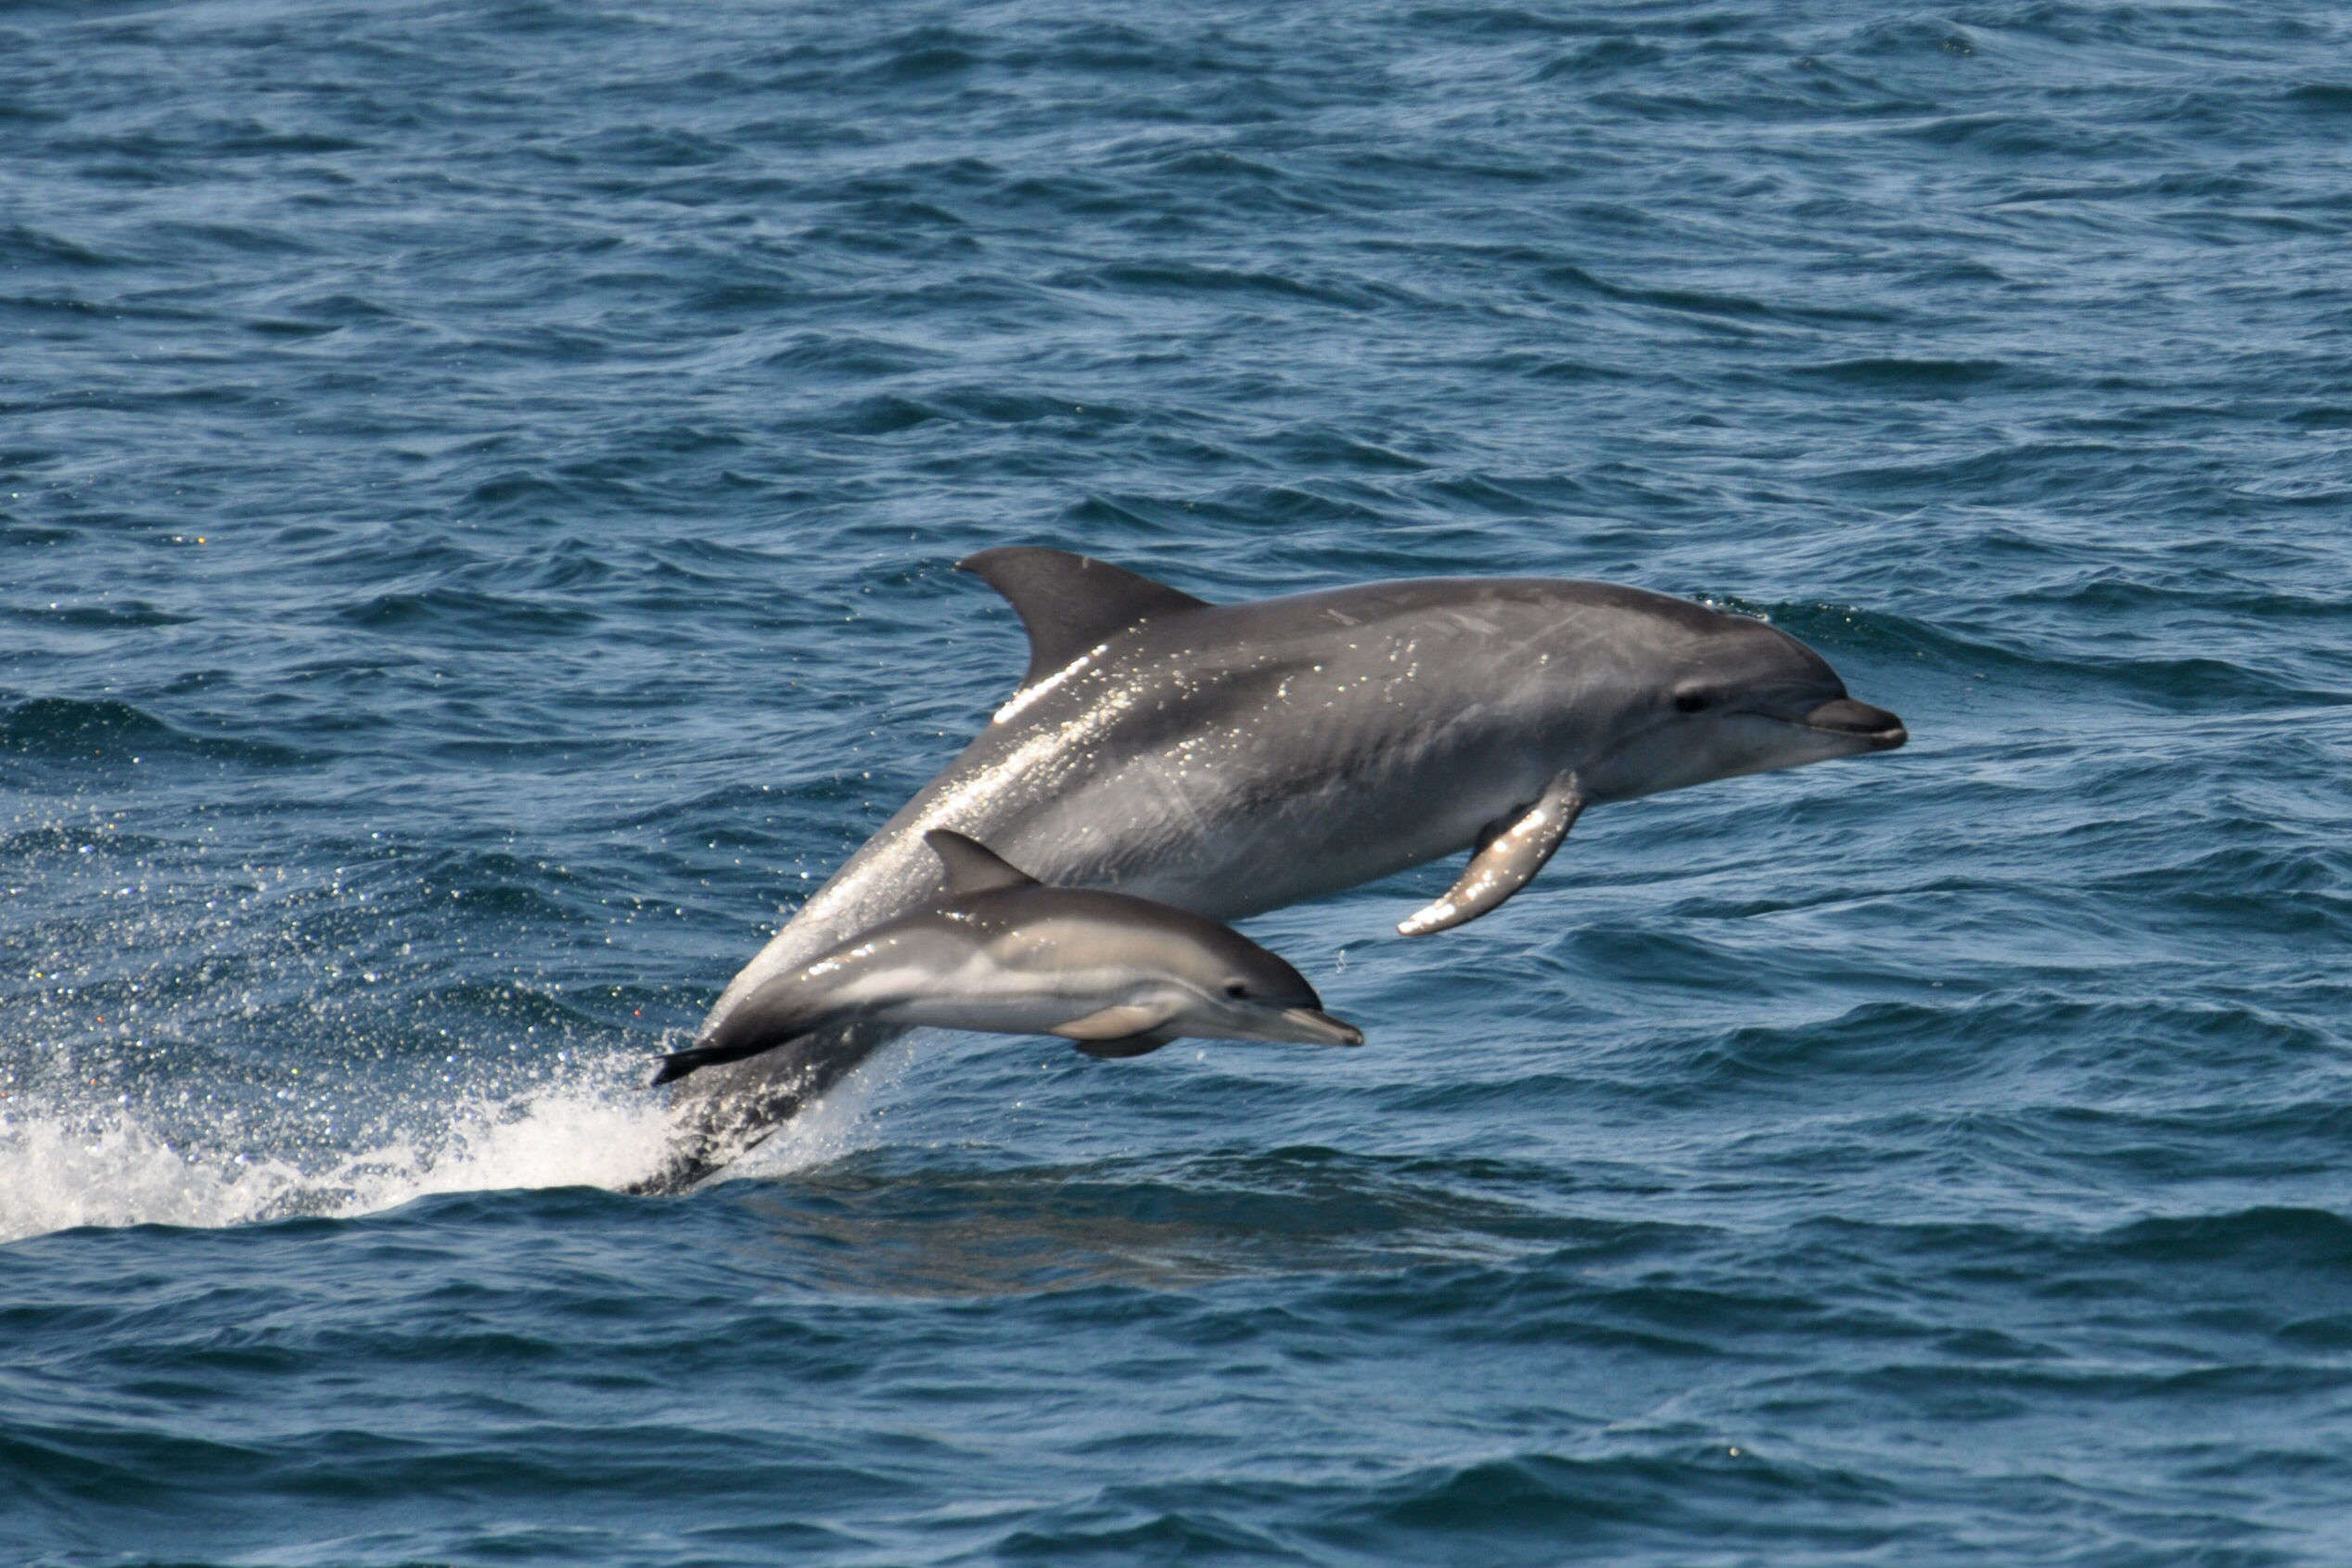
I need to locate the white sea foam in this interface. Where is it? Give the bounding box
[0,1036,927,1241]
[0,1053,679,1243]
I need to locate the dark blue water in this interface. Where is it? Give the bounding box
[6,0,2351,1562]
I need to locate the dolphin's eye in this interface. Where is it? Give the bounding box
[1674,689,1711,715]
[1224,983,1249,1000]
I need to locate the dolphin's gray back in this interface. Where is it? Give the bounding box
[915,578,1721,911]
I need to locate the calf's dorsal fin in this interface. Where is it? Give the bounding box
[925,829,1039,895]
[958,547,1209,690]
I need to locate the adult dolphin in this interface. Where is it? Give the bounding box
[633,547,1905,1192]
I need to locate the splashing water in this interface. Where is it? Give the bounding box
[0,1034,928,1241]
[0,1054,675,1242]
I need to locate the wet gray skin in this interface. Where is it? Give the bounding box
[649,830,1360,1087]
[638,547,1905,1192]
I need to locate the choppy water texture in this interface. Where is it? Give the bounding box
[5,0,2351,1562]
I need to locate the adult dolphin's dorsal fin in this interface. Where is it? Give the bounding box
[958,547,1210,689]
[925,829,1039,895]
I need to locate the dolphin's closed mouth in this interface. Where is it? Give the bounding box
[1282,1007,1365,1046]
[1799,698,1908,750]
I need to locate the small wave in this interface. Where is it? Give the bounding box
[0,1056,675,1244]
[1847,15,1982,59]
[0,223,121,268]
[557,124,735,170]
[1534,39,1668,80]
[1267,426,1431,473]
[837,392,944,435]
[9,598,194,628]
[1539,262,1899,325]
[1342,1444,1888,1537]
[863,28,984,83]
[1756,601,2349,711]
[2104,1205,2352,1268]
[0,695,309,767]
[759,330,939,378]
[2284,83,2352,114]
[334,584,600,638]
[1071,260,1399,312]
[1789,356,2011,392]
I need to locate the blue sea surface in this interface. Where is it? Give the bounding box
[6,0,2352,1562]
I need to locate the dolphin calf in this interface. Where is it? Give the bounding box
[650,829,1361,1085]
[637,547,1904,1192]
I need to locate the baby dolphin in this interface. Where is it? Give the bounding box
[649,830,1361,1086]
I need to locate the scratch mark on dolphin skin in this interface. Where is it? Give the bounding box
[992,644,1109,725]
[927,678,1147,843]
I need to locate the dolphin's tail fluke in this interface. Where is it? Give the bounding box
[648,981,841,1088]
[647,1043,748,1086]
[646,1016,829,1085]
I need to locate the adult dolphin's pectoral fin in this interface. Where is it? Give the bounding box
[957,546,1209,691]
[1396,775,1587,937]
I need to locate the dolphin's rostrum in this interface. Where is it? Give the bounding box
[638,547,1906,1191]
[650,829,1361,1086]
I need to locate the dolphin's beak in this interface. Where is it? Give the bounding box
[1801,697,1907,751]
[1273,1007,1365,1046]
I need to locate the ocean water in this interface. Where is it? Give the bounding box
[6,0,2351,1561]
